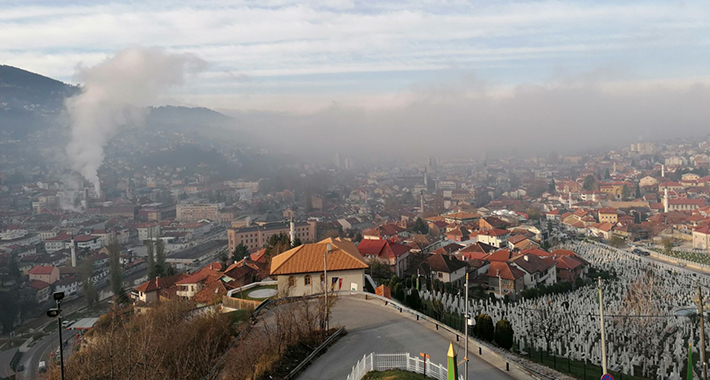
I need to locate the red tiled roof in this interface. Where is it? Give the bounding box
[487,249,516,262]
[29,265,55,275]
[487,261,525,280]
[135,273,188,293]
[357,239,411,259]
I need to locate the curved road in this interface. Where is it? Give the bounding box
[299,297,520,380]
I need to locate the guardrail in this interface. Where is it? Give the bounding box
[284,327,346,379]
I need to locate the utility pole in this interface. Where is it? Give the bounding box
[699,286,707,380]
[464,273,469,380]
[598,278,608,375]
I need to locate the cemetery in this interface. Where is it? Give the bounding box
[418,241,710,379]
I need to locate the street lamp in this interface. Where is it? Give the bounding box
[47,291,65,380]
[464,273,470,380]
[323,243,333,331]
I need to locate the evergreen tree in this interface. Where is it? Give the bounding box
[155,237,166,277]
[80,258,99,308]
[583,175,597,191]
[406,288,422,311]
[265,232,291,259]
[219,250,228,269]
[548,179,556,194]
[232,242,249,262]
[393,283,405,302]
[635,183,642,199]
[410,217,429,234]
[475,314,495,342]
[292,236,303,247]
[494,319,514,349]
[107,239,124,300]
[145,238,155,280]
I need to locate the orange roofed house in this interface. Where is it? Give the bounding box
[270,238,369,296]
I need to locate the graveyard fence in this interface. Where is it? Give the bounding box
[345,352,463,380]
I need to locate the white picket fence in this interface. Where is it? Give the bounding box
[345,352,463,380]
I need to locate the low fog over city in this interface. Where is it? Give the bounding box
[2,1,710,380]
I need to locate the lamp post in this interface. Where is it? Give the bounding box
[47,291,65,380]
[324,243,332,331]
[464,273,470,380]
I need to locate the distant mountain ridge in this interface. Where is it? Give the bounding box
[0,65,238,139]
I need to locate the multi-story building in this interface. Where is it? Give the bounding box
[597,208,618,224]
[136,223,161,242]
[228,221,317,252]
[176,203,220,222]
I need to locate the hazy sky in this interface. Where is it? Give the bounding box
[2,0,710,114]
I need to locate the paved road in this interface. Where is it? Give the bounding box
[18,328,78,380]
[299,297,516,380]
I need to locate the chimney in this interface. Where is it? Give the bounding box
[524,254,529,262]
[289,217,296,246]
[662,165,665,178]
[70,235,77,268]
[613,162,616,172]
[664,188,669,213]
[568,191,573,209]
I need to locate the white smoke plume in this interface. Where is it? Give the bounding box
[65,47,206,195]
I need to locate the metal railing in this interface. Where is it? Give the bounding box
[345,352,461,380]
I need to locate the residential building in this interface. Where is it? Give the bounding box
[357,239,411,277]
[132,274,188,304]
[476,229,510,248]
[487,261,525,300]
[136,223,161,242]
[176,203,220,222]
[270,238,369,296]
[597,208,618,224]
[424,253,467,285]
[510,254,556,288]
[28,266,60,284]
[28,280,51,303]
[54,276,80,296]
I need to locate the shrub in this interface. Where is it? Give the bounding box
[494,319,514,349]
[475,314,494,342]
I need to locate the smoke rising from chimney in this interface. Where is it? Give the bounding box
[64,47,206,194]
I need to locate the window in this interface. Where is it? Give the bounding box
[304,275,312,286]
[437,272,443,279]
[288,276,296,287]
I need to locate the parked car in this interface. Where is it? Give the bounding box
[16,364,24,372]
[38,361,47,373]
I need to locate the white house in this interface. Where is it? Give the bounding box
[54,277,81,296]
[270,238,369,296]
